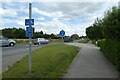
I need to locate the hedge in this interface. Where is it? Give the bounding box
[98,39,120,71]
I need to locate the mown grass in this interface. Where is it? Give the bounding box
[98,39,120,71]
[2,44,79,78]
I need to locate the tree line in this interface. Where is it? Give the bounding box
[1,27,81,40]
[86,6,120,41]
[1,27,60,39]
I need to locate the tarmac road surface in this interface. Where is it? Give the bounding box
[65,42,119,78]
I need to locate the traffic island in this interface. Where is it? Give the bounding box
[2,44,79,78]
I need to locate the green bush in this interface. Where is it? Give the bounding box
[98,39,120,71]
[15,39,34,44]
[97,39,106,47]
[92,40,96,44]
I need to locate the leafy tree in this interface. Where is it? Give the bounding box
[2,28,63,39]
[71,34,79,40]
[86,18,104,40]
[40,31,43,34]
[2,28,26,38]
[86,6,120,41]
[102,6,120,40]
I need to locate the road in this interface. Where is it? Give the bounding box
[2,41,118,78]
[2,44,47,72]
[64,42,119,78]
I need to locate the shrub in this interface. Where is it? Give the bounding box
[15,39,34,44]
[98,39,120,71]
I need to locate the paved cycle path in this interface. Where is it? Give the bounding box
[65,43,118,78]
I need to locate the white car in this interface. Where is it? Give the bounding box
[34,38,49,45]
[0,36,16,47]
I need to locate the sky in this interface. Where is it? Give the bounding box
[0,0,119,36]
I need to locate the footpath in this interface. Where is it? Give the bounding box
[64,42,119,78]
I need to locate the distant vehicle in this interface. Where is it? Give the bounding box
[0,36,16,47]
[64,36,73,42]
[34,38,49,45]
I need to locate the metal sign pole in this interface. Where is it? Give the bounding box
[29,3,32,75]
[59,30,65,52]
[62,36,64,52]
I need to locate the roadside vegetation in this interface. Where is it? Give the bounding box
[15,39,63,45]
[1,28,61,39]
[86,5,120,71]
[71,34,79,40]
[14,39,34,45]
[47,38,62,42]
[2,44,79,78]
[98,39,120,70]
[78,38,89,43]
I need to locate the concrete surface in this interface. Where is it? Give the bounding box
[65,43,119,78]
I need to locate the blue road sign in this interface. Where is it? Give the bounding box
[25,19,34,26]
[59,30,65,37]
[26,27,33,38]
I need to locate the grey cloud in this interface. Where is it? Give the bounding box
[35,2,112,20]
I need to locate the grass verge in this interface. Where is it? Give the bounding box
[2,44,79,78]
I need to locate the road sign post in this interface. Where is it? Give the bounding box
[25,19,34,26]
[59,30,65,52]
[59,30,65,42]
[59,30,65,37]
[25,3,34,75]
[29,3,32,75]
[26,27,33,38]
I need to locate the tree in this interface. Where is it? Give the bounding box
[2,28,26,38]
[71,34,79,40]
[86,18,104,40]
[40,31,43,34]
[102,6,120,40]
[86,6,120,41]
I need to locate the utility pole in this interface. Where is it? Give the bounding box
[29,3,32,75]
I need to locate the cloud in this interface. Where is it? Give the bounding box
[2,0,120,2]
[1,1,119,36]
[0,7,17,17]
[37,17,45,20]
[33,8,51,17]
[34,2,118,21]
[34,17,92,36]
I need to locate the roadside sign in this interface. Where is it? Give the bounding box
[25,19,34,26]
[26,27,33,38]
[59,30,65,37]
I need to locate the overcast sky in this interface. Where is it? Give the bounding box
[0,0,119,36]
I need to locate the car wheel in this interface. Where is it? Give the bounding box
[9,42,15,47]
